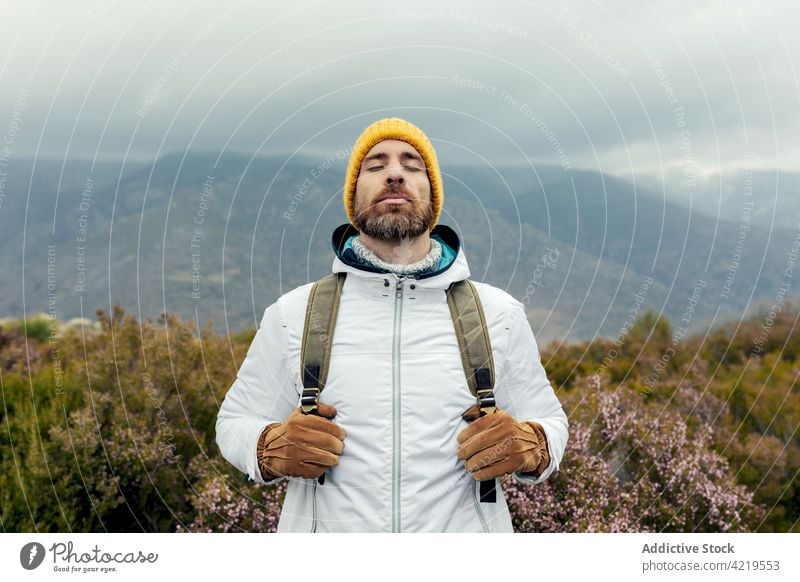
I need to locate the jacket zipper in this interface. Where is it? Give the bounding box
[310,479,318,532]
[392,275,405,532]
[472,480,490,533]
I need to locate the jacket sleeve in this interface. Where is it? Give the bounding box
[215,298,299,484]
[494,298,569,485]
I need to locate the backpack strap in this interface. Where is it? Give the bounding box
[445,278,499,503]
[445,279,497,414]
[300,272,347,415]
[299,272,347,485]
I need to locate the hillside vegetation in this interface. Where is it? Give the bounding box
[1,303,797,532]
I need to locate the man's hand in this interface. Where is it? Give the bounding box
[456,405,549,481]
[257,403,346,480]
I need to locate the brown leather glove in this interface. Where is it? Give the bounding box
[256,403,346,481]
[457,405,550,481]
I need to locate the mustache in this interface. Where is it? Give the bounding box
[377,185,413,201]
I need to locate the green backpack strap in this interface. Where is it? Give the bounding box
[300,272,347,416]
[299,272,346,485]
[446,278,499,503]
[445,279,497,415]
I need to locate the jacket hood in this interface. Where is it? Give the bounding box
[330,223,470,290]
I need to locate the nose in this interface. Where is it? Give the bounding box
[386,170,404,185]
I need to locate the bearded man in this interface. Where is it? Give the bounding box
[216,118,569,532]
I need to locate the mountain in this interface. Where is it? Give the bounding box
[616,168,800,231]
[0,152,795,342]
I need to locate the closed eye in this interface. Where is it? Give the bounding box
[368,165,422,172]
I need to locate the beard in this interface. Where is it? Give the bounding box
[353,189,434,242]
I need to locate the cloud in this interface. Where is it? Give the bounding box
[1,0,797,176]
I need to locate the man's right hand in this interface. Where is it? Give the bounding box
[257,403,346,481]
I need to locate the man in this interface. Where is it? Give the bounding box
[215,117,569,532]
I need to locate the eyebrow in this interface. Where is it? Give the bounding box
[363,151,424,164]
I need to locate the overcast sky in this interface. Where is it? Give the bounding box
[1,0,798,177]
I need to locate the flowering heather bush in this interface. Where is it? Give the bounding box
[505,422,640,532]
[176,460,286,533]
[0,306,793,532]
[505,381,766,532]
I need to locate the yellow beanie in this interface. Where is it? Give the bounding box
[343,117,444,231]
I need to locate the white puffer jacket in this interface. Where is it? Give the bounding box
[215,223,569,532]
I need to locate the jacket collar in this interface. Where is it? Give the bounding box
[330,223,471,290]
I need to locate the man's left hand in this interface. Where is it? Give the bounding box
[456,405,549,481]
